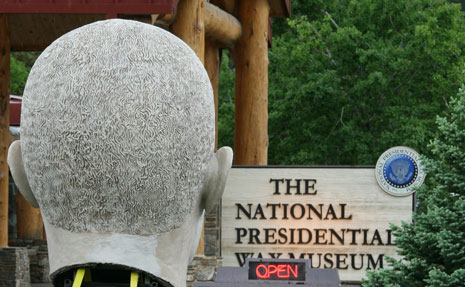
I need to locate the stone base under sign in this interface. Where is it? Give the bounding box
[187,256,222,287]
[186,212,222,286]
[0,247,31,287]
[9,240,51,284]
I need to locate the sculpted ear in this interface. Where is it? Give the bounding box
[200,147,233,214]
[8,140,39,208]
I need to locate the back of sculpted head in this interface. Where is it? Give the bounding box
[20,19,215,235]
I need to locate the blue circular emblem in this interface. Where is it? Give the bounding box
[376,146,425,196]
[384,155,417,188]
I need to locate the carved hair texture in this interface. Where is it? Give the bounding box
[21,19,215,235]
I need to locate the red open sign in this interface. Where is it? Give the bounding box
[256,263,298,279]
[248,261,306,281]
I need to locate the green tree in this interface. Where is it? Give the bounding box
[10,52,39,95]
[10,55,29,95]
[363,87,465,287]
[12,51,40,69]
[218,50,235,149]
[266,0,465,165]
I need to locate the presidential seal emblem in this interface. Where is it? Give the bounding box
[375,146,425,196]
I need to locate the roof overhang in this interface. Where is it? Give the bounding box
[0,0,179,51]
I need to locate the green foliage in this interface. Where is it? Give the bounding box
[217,50,235,149]
[10,55,29,95]
[363,90,465,286]
[219,0,465,165]
[10,52,39,95]
[12,51,40,68]
[266,0,465,165]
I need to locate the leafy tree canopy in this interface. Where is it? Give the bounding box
[218,51,235,150]
[10,52,39,95]
[266,0,465,165]
[10,55,29,95]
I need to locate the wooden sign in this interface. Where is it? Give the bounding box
[221,167,413,282]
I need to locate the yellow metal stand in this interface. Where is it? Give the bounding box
[72,268,91,287]
[130,272,139,287]
[71,268,139,287]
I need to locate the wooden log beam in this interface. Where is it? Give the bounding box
[204,39,220,150]
[154,13,175,29]
[15,193,44,240]
[0,14,10,247]
[211,0,235,14]
[170,0,205,63]
[233,0,270,165]
[204,2,241,47]
[158,13,174,23]
[168,1,240,47]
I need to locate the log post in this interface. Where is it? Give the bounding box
[203,40,221,256]
[170,0,206,255]
[15,194,44,240]
[0,14,10,247]
[170,0,205,63]
[233,0,270,165]
[204,39,220,150]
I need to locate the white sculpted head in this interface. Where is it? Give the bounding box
[8,19,232,287]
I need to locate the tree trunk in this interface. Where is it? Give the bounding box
[234,0,270,165]
[170,0,205,63]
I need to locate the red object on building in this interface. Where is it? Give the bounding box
[10,95,22,126]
